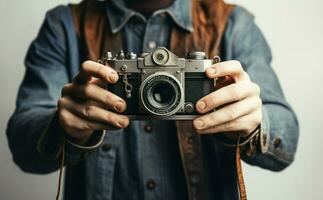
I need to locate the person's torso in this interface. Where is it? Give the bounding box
[62,0,243,199]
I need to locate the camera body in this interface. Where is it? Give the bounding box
[103,47,219,120]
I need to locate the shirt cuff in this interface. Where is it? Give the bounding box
[64,130,106,155]
[211,106,270,155]
[258,106,270,153]
[36,109,105,161]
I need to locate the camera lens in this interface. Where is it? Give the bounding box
[139,72,183,117]
[151,83,175,108]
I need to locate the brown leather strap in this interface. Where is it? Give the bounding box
[171,0,235,57]
[172,1,235,199]
[236,136,247,200]
[176,121,204,200]
[56,141,65,200]
[70,0,123,61]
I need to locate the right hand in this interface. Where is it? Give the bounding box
[58,61,129,142]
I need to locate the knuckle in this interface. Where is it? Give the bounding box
[231,84,242,100]
[243,71,250,80]
[104,92,113,104]
[207,94,217,109]
[84,122,94,131]
[83,105,94,117]
[227,107,238,121]
[57,98,65,109]
[82,84,92,97]
[255,97,263,107]
[59,111,72,128]
[224,120,236,131]
[58,109,67,122]
[253,83,261,95]
[249,82,260,95]
[256,109,263,123]
[90,78,104,86]
[206,113,216,127]
[61,83,71,96]
[232,60,243,71]
[105,112,113,122]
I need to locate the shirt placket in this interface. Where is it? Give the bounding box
[140,14,170,200]
[142,13,169,53]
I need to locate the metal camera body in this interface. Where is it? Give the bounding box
[103,47,219,120]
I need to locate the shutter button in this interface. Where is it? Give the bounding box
[146,179,156,190]
[102,143,112,152]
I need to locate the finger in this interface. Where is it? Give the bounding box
[196,82,261,114]
[196,109,262,134]
[205,61,250,82]
[58,109,120,139]
[74,60,119,84]
[58,97,129,128]
[214,76,235,90]
[62,83,127,113]
[193,96,262,130]
[89,77,106,88]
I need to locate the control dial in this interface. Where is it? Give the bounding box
[187,52,206,60]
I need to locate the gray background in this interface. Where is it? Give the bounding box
[0,0,322,199]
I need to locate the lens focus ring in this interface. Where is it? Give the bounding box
[139,72,183,117]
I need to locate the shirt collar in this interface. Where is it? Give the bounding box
[106,0,193,34]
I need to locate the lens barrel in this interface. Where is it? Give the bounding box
[139,72,183,117]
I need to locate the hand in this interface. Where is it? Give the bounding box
[193,61,262,136]
[57,61,129,142]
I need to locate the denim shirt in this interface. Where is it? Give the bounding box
[6,0,299,199]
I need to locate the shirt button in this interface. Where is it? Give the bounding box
[274,138,282,149]
[187,137,194,145]
[144,124,153,133]
[147,41,157,49]
[102,143,112,152]
[146,179,156,190]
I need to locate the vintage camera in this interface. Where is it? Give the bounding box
[103,47,220,120]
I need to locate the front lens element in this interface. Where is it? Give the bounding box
[150,82,175,108]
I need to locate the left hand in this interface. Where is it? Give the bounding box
[193,60,262,136]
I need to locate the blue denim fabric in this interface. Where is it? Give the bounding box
[6,0,299,199]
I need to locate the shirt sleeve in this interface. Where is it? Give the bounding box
[6,6,103,174]
[222,7,299,171]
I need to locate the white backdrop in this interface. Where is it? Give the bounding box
[0,0,322,199]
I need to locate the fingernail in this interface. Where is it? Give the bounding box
[207,68,217,75]
[108,72,118,83]
[197,101,206,111]
[194,119,204,129]
[118,117,129,127]
[114,101,125,112]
